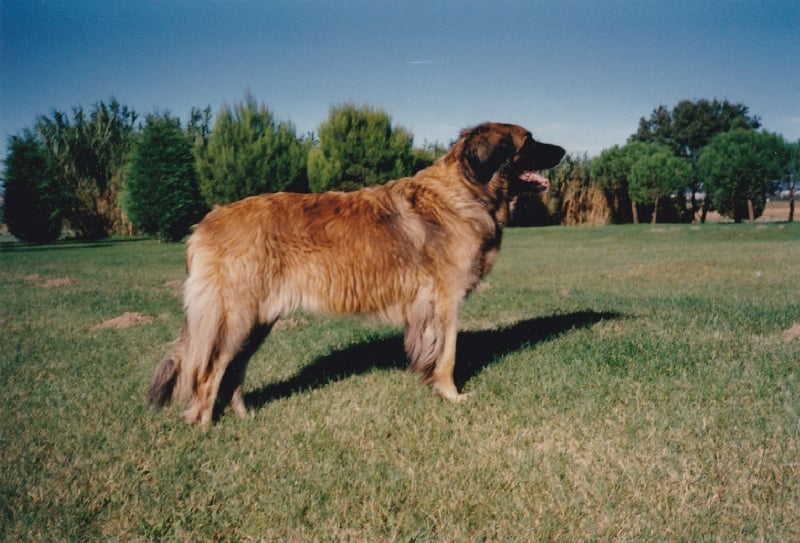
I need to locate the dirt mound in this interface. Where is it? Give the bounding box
[782,323,800,343]
[92,312,158,331]
[164,280,183,298]
[42,277,78,288]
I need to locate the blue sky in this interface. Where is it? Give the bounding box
[1,0,798,159]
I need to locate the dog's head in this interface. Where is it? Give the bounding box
[456,122,565,193]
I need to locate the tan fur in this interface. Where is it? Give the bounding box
[147,122,564,425]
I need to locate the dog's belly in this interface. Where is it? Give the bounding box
[274,255,428,325]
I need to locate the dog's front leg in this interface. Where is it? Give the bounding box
[429,315,472,403]
[405,298,472,402]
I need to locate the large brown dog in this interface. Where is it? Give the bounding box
[148,122,565,424]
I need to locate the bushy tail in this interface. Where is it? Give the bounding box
[147,355,178,409]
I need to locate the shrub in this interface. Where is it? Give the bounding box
[2,131,63,243]
[308,103,415,192]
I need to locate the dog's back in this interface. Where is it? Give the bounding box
[186,172,487,322]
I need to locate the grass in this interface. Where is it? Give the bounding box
[1,223,799,541]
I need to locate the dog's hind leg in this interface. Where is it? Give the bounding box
[217,323,272,418]
[184,313,256,426]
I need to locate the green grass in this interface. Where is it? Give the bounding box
[2,224,799,541]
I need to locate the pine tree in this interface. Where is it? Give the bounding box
[698,130,785,222]
[195,93,306,206]
[629,148,692,223]
[307,103,415,192]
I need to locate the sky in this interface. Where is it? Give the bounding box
[1,0,799,161]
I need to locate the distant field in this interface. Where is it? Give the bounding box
[1,223,799,541]
[703,199,797,223]
[758,199,797,222]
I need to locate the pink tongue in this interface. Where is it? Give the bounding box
[519,171,550,192]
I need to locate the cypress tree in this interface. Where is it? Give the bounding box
[124,113,207,241]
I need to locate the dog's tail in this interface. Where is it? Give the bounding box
[147,322,198,409]
[147,322,204,410]
[147,354,179,409]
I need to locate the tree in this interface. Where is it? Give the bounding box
[195,93,306,206]
[633,99,761,159]
[782,140,799,222]
[35,98,138,239]
[187,106,212,146]
[123,113,207,241]
[629,148,692,224]
[698,129,785,222]
[2,131,64,243]
[630,99,761,221]
[591,142,667,224]
[307,103,416,192]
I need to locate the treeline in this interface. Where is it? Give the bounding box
[2,96,798,243]
[537,99,798,226]
[1,95,446,243]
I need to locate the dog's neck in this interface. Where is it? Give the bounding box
[474,195,491,211]
[471,177,512,229]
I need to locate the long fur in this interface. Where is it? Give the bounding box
[147,122,564,425]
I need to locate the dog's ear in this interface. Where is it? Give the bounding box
[460,125,517,185]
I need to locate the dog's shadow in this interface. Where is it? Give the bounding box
[243,311,621,410]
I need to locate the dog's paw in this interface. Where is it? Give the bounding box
[451,391,475,403]
[183,404,213,427]
[432,382,475,403]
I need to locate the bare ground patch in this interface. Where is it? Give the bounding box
[41,277,78,288]
[783,323,800,343]
[19,274,78,288]
[164,280,183,297]
[92,312,165,331]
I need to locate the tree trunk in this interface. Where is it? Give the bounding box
[700,199,709,223]
[747,199,755,223]
[789,185,795,223]
[652,196,660,224]
[631,201,639,224]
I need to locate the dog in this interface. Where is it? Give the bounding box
[147,122,565,425]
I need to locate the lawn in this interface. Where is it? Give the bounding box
[1,223,799,541]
